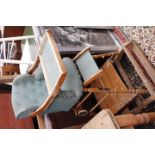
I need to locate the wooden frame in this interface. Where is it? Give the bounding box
[73,45,139,115]
[73,47,91,61]
[35,26,119,56]
[113,40,155,112]
[73,47,104,87]
[83,70,103,87]
[123,41,155,95]
[75,40,155,115]
[114,59,144,113]
[82,109,155,129]
[30,31,67,117]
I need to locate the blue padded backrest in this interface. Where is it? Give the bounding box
[34,64,44,80]
[75,50,100,82]
[40,40,62,93]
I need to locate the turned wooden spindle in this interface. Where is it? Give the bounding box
[115,112,155,128]
[92,51,120,59]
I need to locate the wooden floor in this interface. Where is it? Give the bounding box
[0,93,34,129]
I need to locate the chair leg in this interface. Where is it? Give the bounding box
[37,115,45,129]
[115,112,155,128]
[89,93,109,113]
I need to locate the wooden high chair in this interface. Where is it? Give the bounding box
[73,44,148,116]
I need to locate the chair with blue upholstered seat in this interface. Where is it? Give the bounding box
[11,31,83,119]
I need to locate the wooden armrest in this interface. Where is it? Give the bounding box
[30,90,59,117]
[27,56,40,74]
[73,46,91,61]
[83,69,103,87]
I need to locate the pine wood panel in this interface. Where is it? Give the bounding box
[92,60,137,114]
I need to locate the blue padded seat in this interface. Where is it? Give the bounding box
[12,57,83,119]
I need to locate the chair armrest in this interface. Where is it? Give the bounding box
[30,89,59,117]
[27,55,40,74]
[73,47,91,61]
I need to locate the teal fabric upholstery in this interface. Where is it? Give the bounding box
[11,57,83,119]
[75,50,100,82]
[34,64,45,80]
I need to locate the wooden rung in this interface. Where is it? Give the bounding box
[83,88,148,94]
[75,92,92,108]
[89,93,109,112]
[92,51,120,59]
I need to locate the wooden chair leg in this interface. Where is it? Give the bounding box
[37,115,45,129]
[115,112,155,128]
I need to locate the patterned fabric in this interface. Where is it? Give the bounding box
[121,26,155,66]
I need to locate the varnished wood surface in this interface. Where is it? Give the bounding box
[115,112,155,128]
[92,60,137,114]
[82,109,120,129]
[2,65,20,75]
[0,93,34,129]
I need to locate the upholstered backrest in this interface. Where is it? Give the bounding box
[75,50,102,86]
[39,32,67,94]
[34,64,44,80]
